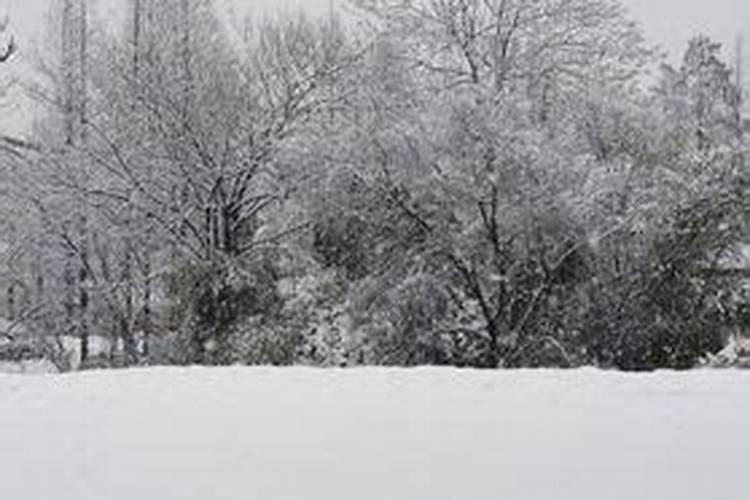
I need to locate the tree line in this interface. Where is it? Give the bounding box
[0,0,748,371]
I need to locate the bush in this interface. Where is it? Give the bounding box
[224,316,301,366]
[164,254,283,364]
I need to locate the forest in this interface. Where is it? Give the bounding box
[0,0,749,372]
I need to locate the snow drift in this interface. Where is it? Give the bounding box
[1,367,749,500]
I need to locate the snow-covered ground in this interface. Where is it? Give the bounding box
[0,359,57,374]
[1,367,749,500]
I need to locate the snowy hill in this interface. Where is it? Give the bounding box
[1,367,749,500]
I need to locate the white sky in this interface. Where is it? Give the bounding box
[2,0,745,63]
[2,0,749,135]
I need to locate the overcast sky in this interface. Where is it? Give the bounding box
[2,0,747,61]
[2,0,749,134]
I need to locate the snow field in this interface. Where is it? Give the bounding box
[1,367,749,500]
